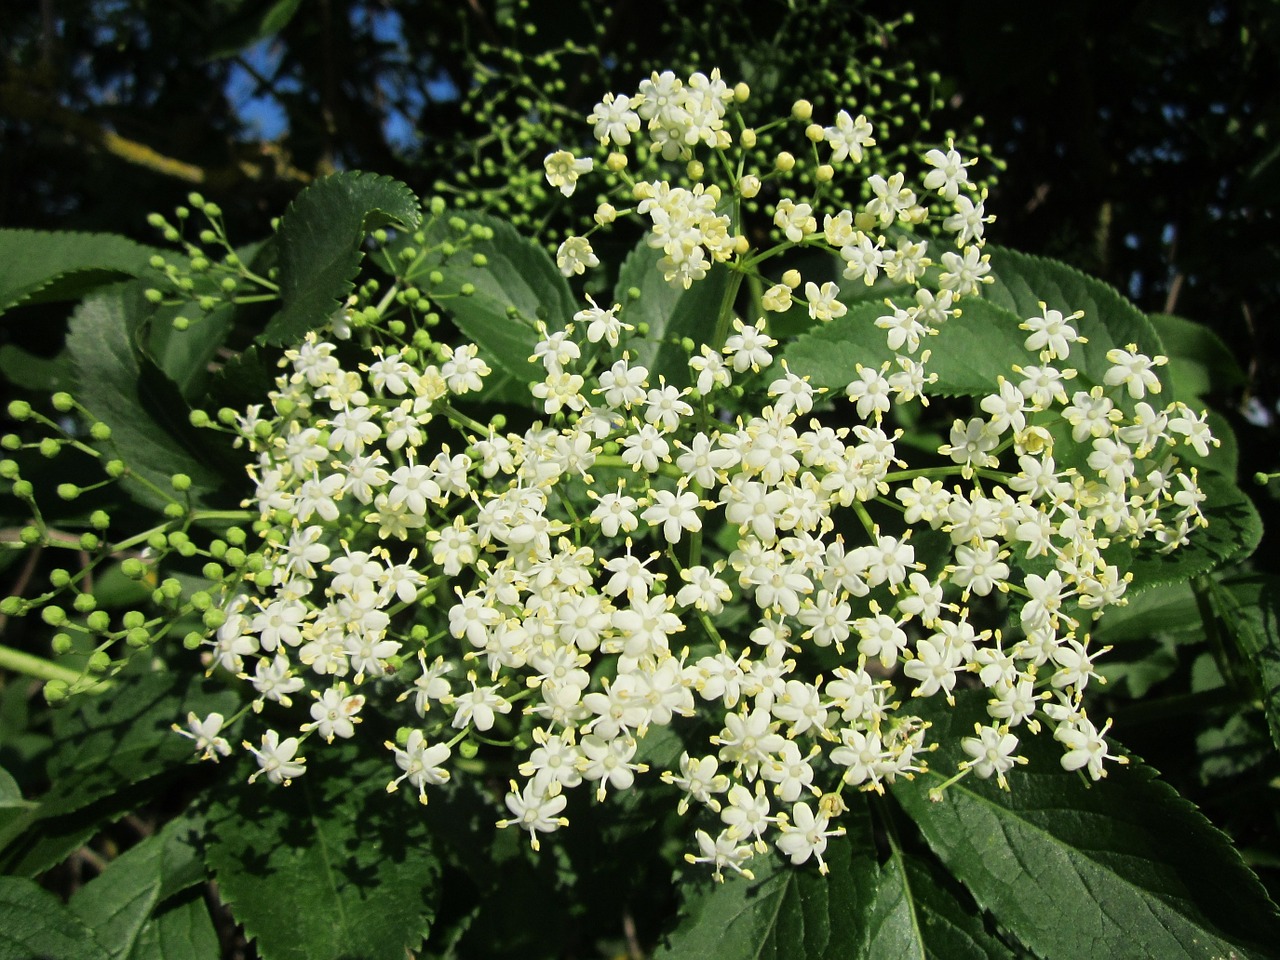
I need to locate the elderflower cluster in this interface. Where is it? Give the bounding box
[180,69,1215,881]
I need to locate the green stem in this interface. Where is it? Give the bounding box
[709,268,747,355]
[0,644,112,691]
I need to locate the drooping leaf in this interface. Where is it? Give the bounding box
[782,298,1030,398]
[612,241,734,388]
[0,877,105,960]
[69,813,209,960]
[0,765,35,857]
[145,302,236,400]
[653,798,877,959]
[204,740,440,960]
[0,229,156,317]
[863,845,1015,960]
[65,284,225,508]
[982,245,1164,387]
[892,694,1280,960]
[263,172,421,346]
[1207,574,1280,751]
[41,671,238,819]
[409,210,577,398]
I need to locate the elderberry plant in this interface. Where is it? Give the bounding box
[0,66,1275,960]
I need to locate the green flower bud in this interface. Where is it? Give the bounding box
[1,435,20,451]
[19,525,41,545]
[57,483,79,500]
[79,532,99,551]
[202,608,226,629]
[6,400,31,420]
[90,509,110,530]
[42,605,67,627]
[38,438,60,458]
[105,460,127,478]
[224,547,246,568]
[89,421,112,441]
[126,628,150,648]
[13,479,35,499]
[52,633,74,655]
[44,679,69,704]
[0,596,25,616]
[49,568,71,587]
[73,593,96,613]
[161,578,182,600]
[202,562,224,581]
[163,503,186,519]
[145,288,165,304]
[171,473,192,492]
[0,460,18,479]
[459,740,480,759]
[88,650,111,671]
[51,392,74,412]
[120,558,146,580]
[183,631,204,650]
[86,611,110,632]
[122,610,146,629]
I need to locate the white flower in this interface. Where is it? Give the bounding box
[386,730,451,804]
[960,723,1023,788]
[776,801,844,872]
[823,110,875,163]
[543,150,593,197]
[246,730,306,785]
[556,236,599,277]
[175,712,231,761]
[498,778,569,850]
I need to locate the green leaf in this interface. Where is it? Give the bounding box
[129,889,221,960]
[146,303,236,400]
[41,672,238,819]
[0,764,36,856]
[263,172,421,346]
[204,740,440,960]
[892,694,1280,960]
[69,814,209,960]
[415,210,576,397]
[1111,471,1262,595]
[0,229,156,317]
[781,298,1030,398]
[982,245,1164,387]
[0,876,105,960]
[65,284,225,508]
[1148,313,1244,402]
[863,847,1015,960]
[0,344,77,393]
[654,798,877,959]
[1208,575,1280,751]
[612,242,734,388]
[1092,580,1201,643]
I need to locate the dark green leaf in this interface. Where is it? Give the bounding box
[892,694,1280,960]
[41,672,238,818]
[263,172,421,346]
[0,764,36,856]
[863,846,1014,960]
[0,344,77,393]
[1209,575,1280,751]
[1148,313,1244,402]
[65,285,224,509]
[0,877,105,960]
[1092,580,1201,643]
[415,210,576,397]
[146,303,235,400]
[612,242,734,388]
[0,229,156,317]
[69,814,208,960]
[782,298,1030,398]
[129,888,221,960]
[654,798,877,959]
[204,740,440,960]
[982,245,1164,388]
[1111,471,1262,595]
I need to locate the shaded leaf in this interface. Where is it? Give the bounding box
[0,877,105,960]
[863,847,1014,960]
[205,740,440,960]
[69,814,208,960]
[129,889,221,960]
[66,285,224,509]
[411,210,576,399]
[263,172,421,346]
[1148,312,1245,402]
[1209,574,1280,752]
[892,694,1280,960]
[612,242,734,388]
[654,798,877,959]
[0,344,76,393]
[42,672,238,818]
[0,229,156,317]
